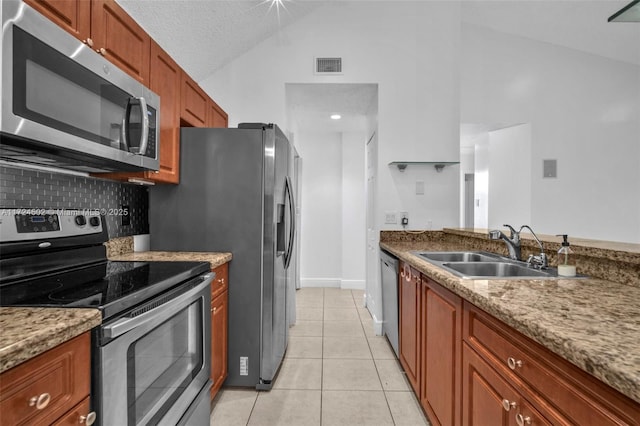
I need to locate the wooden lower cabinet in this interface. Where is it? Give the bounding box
[398,261,421,395]
[463,343,550,426]
[210,263,229,399]
[420,276,462,426]
[0,332,93,426]
[396,264,640,426]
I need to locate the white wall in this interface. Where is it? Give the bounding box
[200,1,462,234]
[341,132,366,290]
[488,124,532,229]
[296,132,342,287]
[461,24,640,243]
[295,131,366,289]
[474,136,490,229]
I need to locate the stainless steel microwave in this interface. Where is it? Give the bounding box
[0,0,160,173]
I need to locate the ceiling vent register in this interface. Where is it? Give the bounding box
[315,57,342,74]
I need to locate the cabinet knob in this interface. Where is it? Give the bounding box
[29,393,51,410]
[220,278,225,284]
[501,399,517,411]
[400,271,405,277]
[213,307,217,314]
[507,357,523,370]
[96,47,106,55]
[83,38,94,47]
[516,413,532,426]
[80,411,97,425]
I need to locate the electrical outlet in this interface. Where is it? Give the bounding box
[385,212,397,224]
[400,211,409,226]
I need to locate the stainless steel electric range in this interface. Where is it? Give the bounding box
[0,208,213,426]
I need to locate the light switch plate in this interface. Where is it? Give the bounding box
[543,159,557,178]
[384,212,397,224]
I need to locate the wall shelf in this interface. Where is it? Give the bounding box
[388,161,460,172]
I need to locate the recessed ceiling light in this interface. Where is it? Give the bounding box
[330,114,341,120]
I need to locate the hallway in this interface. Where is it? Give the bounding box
[210,287,429,425]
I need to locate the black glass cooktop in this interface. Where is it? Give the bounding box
[0,260,210,320]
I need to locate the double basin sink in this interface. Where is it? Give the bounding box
[412,251,572,279]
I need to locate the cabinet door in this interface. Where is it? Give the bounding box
[207,99,228,128]
[180,72,208,127]
[91,0,150,84]
[463,344,551,426]
[24,0,91,42]
[211,291,228,399]
[421,277,462,426]
[399,262,421,395]
[147,41,181,184]
[0,333,90,426]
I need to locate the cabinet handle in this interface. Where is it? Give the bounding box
[80,411,97,425]
[83,38,94,47]
[220,278,225,284]
[400,270,405,277]
[507,357,523,370]
[516,413,532,426]
[502,399,517,411]
[29,393,50,410]
[96,47,106,55]
[213,307,217,314]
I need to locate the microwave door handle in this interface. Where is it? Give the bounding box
[136,96,149,155]
[121,98,131,152]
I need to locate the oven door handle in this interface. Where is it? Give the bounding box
[103,272,214,339]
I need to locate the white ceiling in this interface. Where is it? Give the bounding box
[117,0,639,134]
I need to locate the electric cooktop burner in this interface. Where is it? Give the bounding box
[0,260,211,320]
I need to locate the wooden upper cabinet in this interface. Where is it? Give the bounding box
[148,41,181,183]
[24,0,91,42]
[180,72,208,127]
[208,98,228,128]
[91,0,150,84]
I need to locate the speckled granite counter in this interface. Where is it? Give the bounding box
[381,238,640,405]
[109,251,232,269]
[0,308,101,373]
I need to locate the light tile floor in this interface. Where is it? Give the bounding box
[210,288,430,426]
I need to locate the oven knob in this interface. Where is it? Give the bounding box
[75,215,87,226]
[89,216,100,227]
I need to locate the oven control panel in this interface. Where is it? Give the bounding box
[0,209,104,242]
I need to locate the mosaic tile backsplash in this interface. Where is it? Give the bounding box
[0,165,148,238]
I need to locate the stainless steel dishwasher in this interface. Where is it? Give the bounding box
[380,250,399,357]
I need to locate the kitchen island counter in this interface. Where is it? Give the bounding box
[0,307,101,373]
[381,238,640,405]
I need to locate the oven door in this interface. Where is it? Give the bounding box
[96,273,213,426]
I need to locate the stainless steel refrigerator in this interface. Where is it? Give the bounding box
[148,123,297,389]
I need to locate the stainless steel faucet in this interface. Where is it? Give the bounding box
[488,224,521,260]
[489,224,548,269]
[519,225,548,269]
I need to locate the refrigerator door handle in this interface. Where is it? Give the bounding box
[284,176,296,269]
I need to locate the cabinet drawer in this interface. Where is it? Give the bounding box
[52,397,92,426]
[463,302,639,426]
[0,332,91,426]
[211,262,229,300]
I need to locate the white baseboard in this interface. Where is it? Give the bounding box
[370,312,383,336]
[300,278,340,288]
[340,279,365,290]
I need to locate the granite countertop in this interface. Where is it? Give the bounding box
[381,240,640,405]
[0,308,102,374]
[109,251,232,269]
